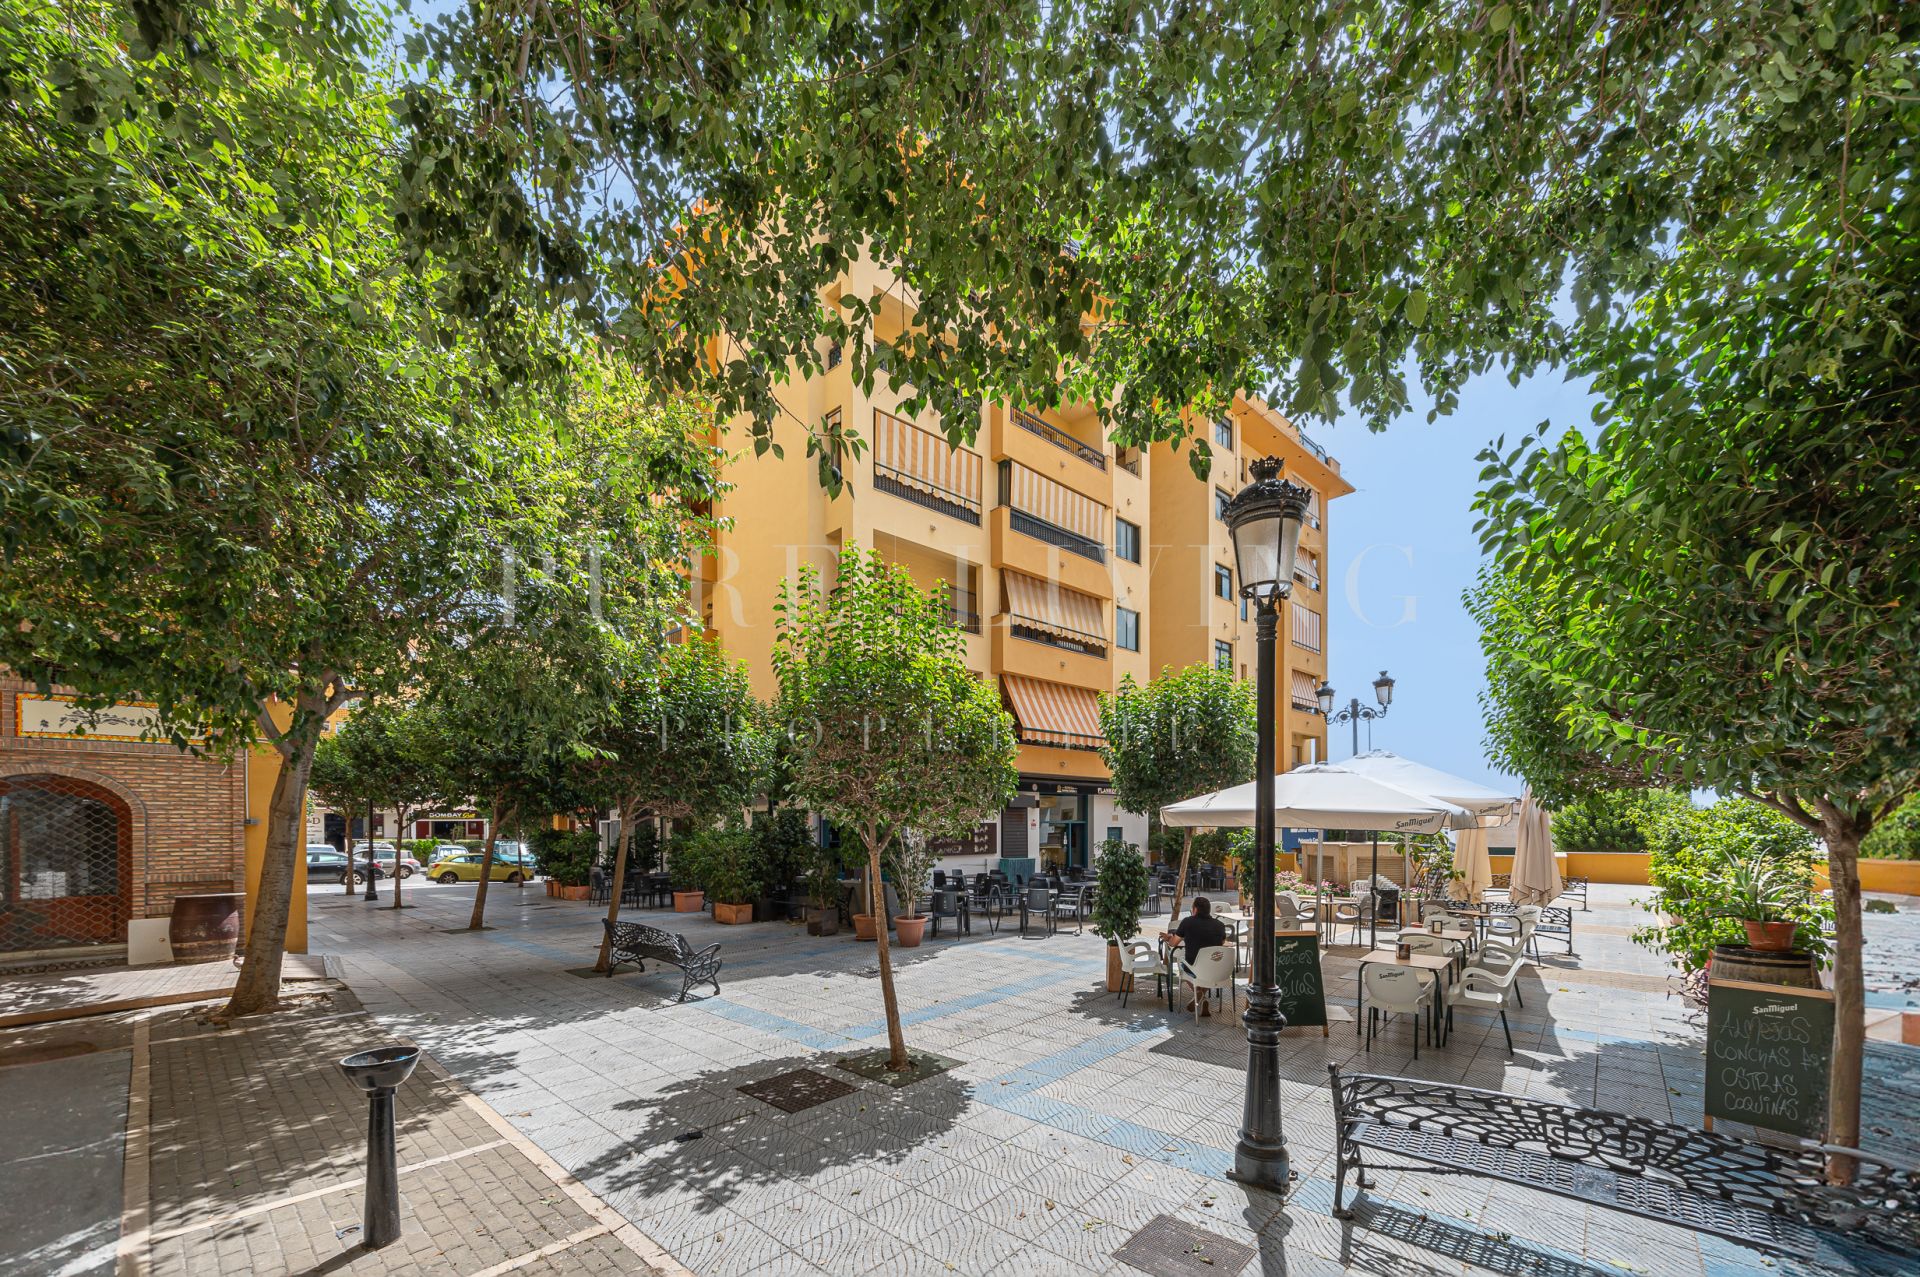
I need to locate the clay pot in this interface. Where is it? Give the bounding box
[893,915,927,948]
[672,890,705,913]
[852,912,877,940]
[544,880,559,897]
[1105,942,1128,993]
[714,901,754,925]
[168,893,244,964]
[1743,919,1799,952]
[555,885,590,901]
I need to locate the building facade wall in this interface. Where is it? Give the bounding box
[0,675,247,955]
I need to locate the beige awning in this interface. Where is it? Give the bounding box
[1002,569,1106,642]
[1003,674,1105,749]
[872,408,983,506]
[1007,463,1104,542]
[1290,670,1320,710]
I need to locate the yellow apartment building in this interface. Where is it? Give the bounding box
[697,259,1352,873]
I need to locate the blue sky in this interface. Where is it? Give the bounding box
[1314,365,1594,791]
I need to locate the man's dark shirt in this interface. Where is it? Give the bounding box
[1173,913,1228,966]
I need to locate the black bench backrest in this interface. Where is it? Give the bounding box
[606,919,692,962]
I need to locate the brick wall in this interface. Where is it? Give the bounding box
[0,676,247,937]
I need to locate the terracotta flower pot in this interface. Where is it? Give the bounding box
[1105,942,1128,993]
[555,884,590,901]
[672,890,705,913]
[714,901,754,925]
[852,912,877,940]
[544,880,558,897]
[1743,919,1798,952]
[893,915,927,948]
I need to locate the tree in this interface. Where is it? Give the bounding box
[1091,839,1151,991]
[312,699,442,908]
[590,637,768,972]
[0,0,593,1017]
[310,729,378,895]
[1098,666,1257,926]
[774,548,1016,1071]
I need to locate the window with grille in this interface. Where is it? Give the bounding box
[0,776,130,951]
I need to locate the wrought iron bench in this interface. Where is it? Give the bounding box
[1485,901,1574,954]
[1328,1067,1919,1263]
[601,919,723,1002]
[1560,874,1590,910]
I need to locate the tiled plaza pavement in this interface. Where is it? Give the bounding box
[307,880,1920,1277]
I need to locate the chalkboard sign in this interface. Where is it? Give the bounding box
[1705,979,1834,1140]
[1273,929,1328,1035]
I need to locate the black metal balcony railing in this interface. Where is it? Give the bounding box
[1013,409,1106,470]
[1008,508,1106,563]
[953,608,982,634]
[1010,624,1106,659]
[874,462,983,526]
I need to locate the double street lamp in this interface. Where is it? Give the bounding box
[1314,671,1395,758]
[1220,456,1313,1193]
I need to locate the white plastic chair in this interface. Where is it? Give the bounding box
[1447,966,1517,1054]
[1362,964,1436,1057]
[1177,945,1237,1022]
[1466,946,1527,1007]
[1119,939,1161,1008]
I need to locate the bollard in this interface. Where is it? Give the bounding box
[337,1045,421,1249]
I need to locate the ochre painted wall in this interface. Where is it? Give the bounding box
[1486,851,1920,896]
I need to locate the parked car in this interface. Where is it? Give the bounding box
[346,840,407,879]
[425,850,534,884]
[371,850,424,879]
[305,845,353,884]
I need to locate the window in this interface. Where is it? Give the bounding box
[1215,640,1233,671]
[1291,600,1324,652]
[1115,518,1141,563]
[1116,607,1140,652]
[1214,564,1233,599]
[1240,597,1250,622]
[1215,418,1233,449]
[1214,487,1231,520]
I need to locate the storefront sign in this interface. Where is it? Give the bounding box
[15,695,178,742]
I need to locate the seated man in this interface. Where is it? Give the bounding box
[1170,896,1228,1016]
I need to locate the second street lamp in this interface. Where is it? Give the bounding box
[1221,455,1312,1193]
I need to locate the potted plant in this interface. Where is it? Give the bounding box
[1092,838,1150,991]
[886,832,940,948]
[530,828,597,901]
[752,809,810,922]
[668,835,708,913]
[1717,855,1802,951]
[704,824,757,925]
[806,842,845,936]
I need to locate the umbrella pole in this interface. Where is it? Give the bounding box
[1369,832,1379,948]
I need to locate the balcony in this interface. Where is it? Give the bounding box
[954,607,982,634]
[874,463,982,525]
[1014,408,1105,471]
[1009,509,1105,563]
[872,408,985,525]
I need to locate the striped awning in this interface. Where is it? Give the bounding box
[1007,463,1103,542]
[872,408,982,506]
[1291,669,1321,711]
[1003,674,1105,749]
[1002,569,1106,643]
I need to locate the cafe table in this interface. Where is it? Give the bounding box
[1213,908,1253,970]
[1355,950,1456,1045]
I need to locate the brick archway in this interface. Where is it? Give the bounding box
[0,772,136,953]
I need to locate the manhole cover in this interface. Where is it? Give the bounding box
[737,1068,858,1114]
[1113,1214,1256,1277]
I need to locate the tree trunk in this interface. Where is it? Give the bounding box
[468,803,510,930]
[1822,821,1866,1185]
[225,707,321,1018]
[868,828,909,1071]
[1167,828,1195,928]
[343,809,357,893]
[595,801,637,972]
[391,804,409,909]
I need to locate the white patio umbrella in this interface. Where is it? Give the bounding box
[1448,823,1494,903]
[1160,764,1468,833]
[1508,789,1562,906]
[1339,751,1518,827]
[1162,764,1472,947]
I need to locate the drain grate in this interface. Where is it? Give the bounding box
[736,1068,859,1114]
[1112,1214,1257,1277]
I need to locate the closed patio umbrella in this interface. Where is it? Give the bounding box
[1448,823,1494,903]
[1508,790,1562,906]
[1339,752,1518,827]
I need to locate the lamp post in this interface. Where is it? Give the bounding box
[1310,674,1396,945]
[1221,455,1312,1193]
[363,797,379,902]
[1314,671,1394,757]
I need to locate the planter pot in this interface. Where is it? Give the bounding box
[555,884,590,902]
[807,915,841,937]
[714,901,754,925]
[1105,943,1127,992]
[1743,919,1799,952]
[672,890,705,913]
[544,880,558,897]
[852,912,877,941]
[1710,943,1820,989]
[893,915,927,948]
[168,892,244,964]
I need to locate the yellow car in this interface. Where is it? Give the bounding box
[426,851,534,885]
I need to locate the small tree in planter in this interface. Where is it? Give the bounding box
[886,832,941,948]
[701,822,759,924]
[753,808,813,921]
[667,834,711,912]
[1098,666,1257,928]
[775,548,1016,1073]
[1092,839,1150,991]
[530,828,598,899]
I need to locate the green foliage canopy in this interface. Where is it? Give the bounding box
[1550,790,1693,855]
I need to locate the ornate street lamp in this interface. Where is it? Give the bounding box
[1221,455,1312,1193]
[1318,671,1395,757]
